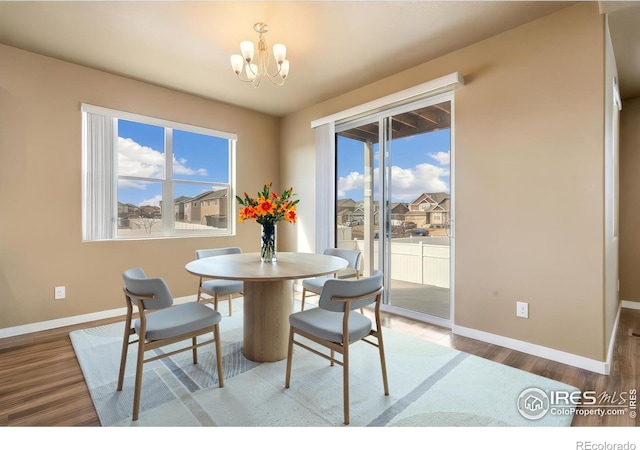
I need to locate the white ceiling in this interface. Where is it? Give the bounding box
[1,1,638,117]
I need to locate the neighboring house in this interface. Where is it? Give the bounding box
[117,202,161,219]
[339,200,408,226]
[351,204,366,225]
[390,202,409,223]
[336,208,353,226]
[337,199,375,225]
[117,202,138,228]
[173,195,191,221]
[336,199,357,225]
[139,205,161,218]
[117,202,138,217]
[183,188,228,226]
[337,198,356,212]
[405,193,450,228]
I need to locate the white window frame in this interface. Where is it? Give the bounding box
[81,103,237,241]
[311,72,464,252]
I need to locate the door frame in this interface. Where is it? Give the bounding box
[311,75,463,328]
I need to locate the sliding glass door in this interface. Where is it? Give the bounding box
[335,94,453,323]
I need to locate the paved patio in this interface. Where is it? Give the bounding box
[388,279,450,319]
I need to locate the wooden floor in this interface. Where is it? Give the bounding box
[1,303,639,427]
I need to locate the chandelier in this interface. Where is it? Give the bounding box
[230,22,290,87]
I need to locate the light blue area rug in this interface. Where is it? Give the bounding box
[70,298,579,427]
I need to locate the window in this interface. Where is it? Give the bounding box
[82,104,236,241]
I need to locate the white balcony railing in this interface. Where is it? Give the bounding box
[338,238,450,289]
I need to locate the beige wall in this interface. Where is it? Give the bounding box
[0,3,617,364]
[619,97,640,303]
[281,3,609,361]
[0,44,279,330]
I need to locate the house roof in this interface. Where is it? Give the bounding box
[174,196,192,204]
[189,188,228,203]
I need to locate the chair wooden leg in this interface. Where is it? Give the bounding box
[343,346,350,425]
[285,328,295,388]
[301,289,307,311]
[214,325,224,387]
[374,309,390,396]
[117,314,132,391]
[228,294,233,316]
[377,332,389,396]
[197,279,204,302]
[214,293,219,313]
[192,337,198,364]
[132,338,146,421]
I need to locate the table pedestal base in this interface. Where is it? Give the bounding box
[242,279,293,362]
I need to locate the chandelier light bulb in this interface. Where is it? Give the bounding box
[272,43,286,64]
[230,54,244,74]
[280,60,290,79]
[246,63,258,81]
[240,41,254,62]
[229,22,290,87]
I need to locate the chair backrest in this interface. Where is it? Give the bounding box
[196,247,242,259]
[318,270,383,313]
[323,248,362,273]
[122,267,174,310]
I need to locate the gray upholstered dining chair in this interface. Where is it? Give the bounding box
[117,267,224,421]
[195,247,244,316]
[285,269,388,425]
[300,248,362,311]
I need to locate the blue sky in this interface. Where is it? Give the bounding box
[117,119,451,207]
[117,119,229,206]
[337,128,451,203]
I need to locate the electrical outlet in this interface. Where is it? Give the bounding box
[54,286,66,300]
[516,301,528,318]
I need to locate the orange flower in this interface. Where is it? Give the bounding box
[236,183,299,226]
[277,201,291,213]
[238,205,256,222]
[285,208,297,224]
[256,196,276,216]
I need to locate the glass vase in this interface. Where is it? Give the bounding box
[260,223,277,262]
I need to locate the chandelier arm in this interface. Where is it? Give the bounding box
[234,73,252,83]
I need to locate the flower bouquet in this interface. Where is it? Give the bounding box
[236,183,299,262]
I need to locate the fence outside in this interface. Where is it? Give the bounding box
[338,238,450,288]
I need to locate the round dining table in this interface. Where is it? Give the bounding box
[185,252,348,362]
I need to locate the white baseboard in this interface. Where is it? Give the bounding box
[622,299,640,310]
[0,295,197,340]
[3,295,636,375]
[451,302,640,376]
[605,302,622,375]
[452,324,610,375]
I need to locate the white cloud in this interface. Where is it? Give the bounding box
[139,194,163,207]
[429,151,450,165]
[337,171,365,197]
[173,156,208,176]
[388,164,449,201]
[337,163,449,202]
[118,137,208,180]
[117,179,150,190]
[118,137,165,178]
